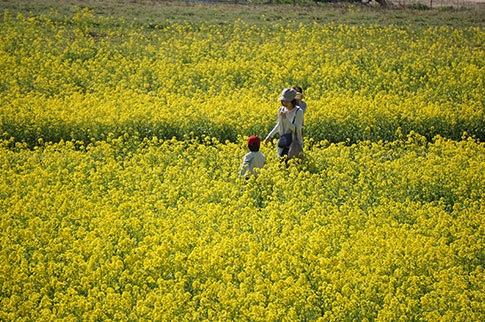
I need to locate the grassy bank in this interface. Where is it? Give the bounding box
[1,0,484,28]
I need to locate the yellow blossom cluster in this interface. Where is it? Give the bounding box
[0,134,484,320]
[0,10,483,145]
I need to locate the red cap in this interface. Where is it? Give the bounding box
[248,136,260,147]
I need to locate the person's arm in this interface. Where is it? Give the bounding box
[264,109,282,144]
[264,123,279,144]
[238,153,251,178]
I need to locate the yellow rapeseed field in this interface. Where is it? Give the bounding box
[1,135,484,320]
[0,9,483,144]
[0,8,484,320]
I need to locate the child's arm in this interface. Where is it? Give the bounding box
[238,153,251,178]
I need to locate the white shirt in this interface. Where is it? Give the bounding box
[265,106,304,156]
[239,151,265,178]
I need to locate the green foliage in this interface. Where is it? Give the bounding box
[406,3,431,10]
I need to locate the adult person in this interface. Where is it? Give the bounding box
[264,88,303,158]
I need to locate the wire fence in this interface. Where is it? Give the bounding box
[183,0,484,9]
[387,0,485,8]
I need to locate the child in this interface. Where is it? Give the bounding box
[294,86,307,114]
[239,136,265,179]
[294,85,307,139]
